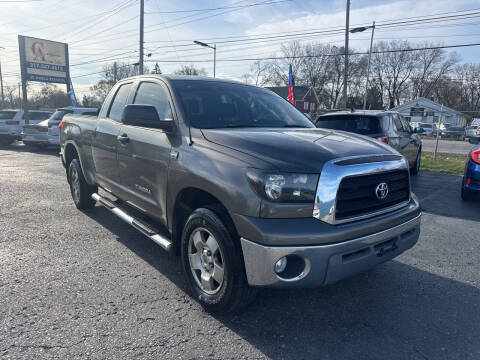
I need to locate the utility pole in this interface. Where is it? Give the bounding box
[434,104,443,160]
[113,61,118,82]
[343,0,350,109]
[139,0,144,75]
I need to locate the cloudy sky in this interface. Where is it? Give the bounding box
[0,0,479,97]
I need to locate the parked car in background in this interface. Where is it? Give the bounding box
[416,122,437,136]
[465,125,479,144]
[315,110,423,175]
[0,109,52,146]
[461,144,480,201]
[47,107,98,146]
[441,126,465,140]
[22,119,50,148]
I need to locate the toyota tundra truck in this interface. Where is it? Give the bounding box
[60,75,421,313]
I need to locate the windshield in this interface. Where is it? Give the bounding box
[0,111,18,120]
[173,80,314,129]
[316,115,384,135]
[50,110,72,121]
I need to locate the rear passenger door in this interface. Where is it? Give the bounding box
[391,114,412,163]
[116,80,174,223]
[92,81,134,192]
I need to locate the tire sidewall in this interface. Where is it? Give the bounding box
[181,208,241,312]
[69,159,82,207]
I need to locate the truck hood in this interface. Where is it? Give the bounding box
[201,128,398,172]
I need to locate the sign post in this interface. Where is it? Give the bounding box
[18,35,70,124]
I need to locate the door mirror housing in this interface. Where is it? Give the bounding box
[121,104,174,132]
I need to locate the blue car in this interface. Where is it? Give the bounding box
[461,144,480,201]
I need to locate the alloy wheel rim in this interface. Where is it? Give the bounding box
[71,167,80,203]
[188,228,225,295]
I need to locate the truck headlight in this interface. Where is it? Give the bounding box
[247,169,319,202]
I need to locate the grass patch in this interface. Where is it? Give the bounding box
[420,152,467,175]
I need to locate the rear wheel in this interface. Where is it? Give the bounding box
[461,177,474,201]
[410,150,421,176]
[68,158,97,209]
[0,138,14,146]
[181,208,255,314]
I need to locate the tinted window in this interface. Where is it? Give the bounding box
[133,82,173,119]
[50,110,72,121]
[421,123,433,128]
[173,80,314,129]
[0,111,18,119]
[393,115,405,132]
[30,112,52,120]
[400,117,412,133]
[82,111,99,116]
[316,115,383,135]
[108,83,132,122]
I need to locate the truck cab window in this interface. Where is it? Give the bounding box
[133,82,173,120]
[108,83,132,122]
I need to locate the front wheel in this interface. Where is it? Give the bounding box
[68,158,97,209]
[181,208,255,314]
[410,150,421,176]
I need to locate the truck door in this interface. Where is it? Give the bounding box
[92,82,133,192]
[116,80,173,223]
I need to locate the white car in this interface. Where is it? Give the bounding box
[0,109,52,146]
[22,119,50,148]
[47,107,98,145]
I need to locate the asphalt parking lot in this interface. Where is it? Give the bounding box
[1,143,479,360]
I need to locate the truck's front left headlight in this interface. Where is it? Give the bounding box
[246,169,319,202]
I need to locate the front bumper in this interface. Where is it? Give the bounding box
[240,213,421,288]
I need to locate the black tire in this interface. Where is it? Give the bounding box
[410,149,421,176]
[0,138,14,146]
[461,177,474,201]
[68,158,97,209]
[181,208,255,314]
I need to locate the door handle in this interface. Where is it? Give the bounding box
[117,134,130,144]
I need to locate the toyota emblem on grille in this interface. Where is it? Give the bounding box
[375,182,389,200]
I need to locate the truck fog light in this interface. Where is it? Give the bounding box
[274,257,287,274]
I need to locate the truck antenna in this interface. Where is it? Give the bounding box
[188,121,193,145]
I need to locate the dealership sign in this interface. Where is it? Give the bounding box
[19,35,69,84]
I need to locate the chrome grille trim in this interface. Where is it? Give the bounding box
[313,154,410,225]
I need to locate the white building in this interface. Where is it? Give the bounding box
[391,97,468,127]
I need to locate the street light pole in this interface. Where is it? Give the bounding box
[350,22,376,110]
[193,41,216,78]
[343,0,350,109]
[363,21,375,110]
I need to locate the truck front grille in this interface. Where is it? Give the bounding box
[335,170,410,220]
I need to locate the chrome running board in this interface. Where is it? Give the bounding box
[91,193,172,251]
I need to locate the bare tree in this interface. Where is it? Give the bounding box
[174,65,207,76]
[411,43,459,99]
[370,40,419,108]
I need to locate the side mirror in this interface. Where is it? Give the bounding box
[121,104,174,132]
[414,127,424,134]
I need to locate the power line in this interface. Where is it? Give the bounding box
[145,42,480,63]
[145,0,291,14]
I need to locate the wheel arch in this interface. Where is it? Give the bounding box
[171,187,238,255]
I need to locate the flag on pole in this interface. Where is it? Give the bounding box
[69,79,78,107]
[287,64,295,104]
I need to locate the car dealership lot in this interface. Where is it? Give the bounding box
[1,144,479,360]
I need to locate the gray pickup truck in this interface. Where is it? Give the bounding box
[60,75,421,313]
